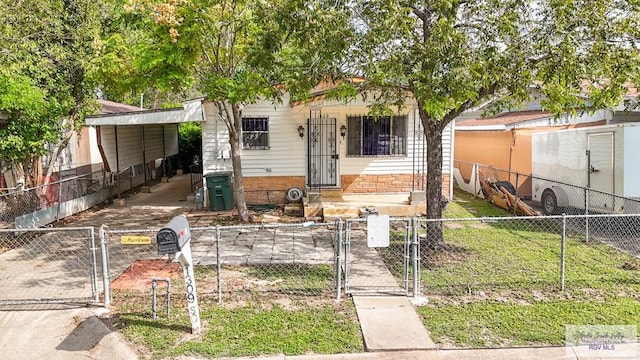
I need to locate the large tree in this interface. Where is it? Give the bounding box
[128,0,352,222]
[343,0,640,249]
[0,0,105,187]
[88,0,200,109]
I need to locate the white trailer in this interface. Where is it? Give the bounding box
[531,123,640,215]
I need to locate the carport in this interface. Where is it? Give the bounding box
[85,99,204,196]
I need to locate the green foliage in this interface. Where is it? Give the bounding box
[345,0,640,222]
[176,122,202,171]
[0,0,105,180]
[88,0,198,107]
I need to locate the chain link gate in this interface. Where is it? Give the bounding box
[342,218,419,296]
[0,227,102,305]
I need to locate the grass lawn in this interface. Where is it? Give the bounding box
[417,189,640,348]
[109,264,363,359]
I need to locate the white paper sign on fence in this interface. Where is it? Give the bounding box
[367,214,390,248]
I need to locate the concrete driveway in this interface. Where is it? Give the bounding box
[0,175,199,360]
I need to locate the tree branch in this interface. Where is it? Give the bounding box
[441,83,499,126]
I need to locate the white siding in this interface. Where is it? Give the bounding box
[164,124,179,156]
[99,126,118,172]
[201,99,307,177]
[116,126,144,169]
[623,125,640,197]
[144,125,164,160]
[201,95,455,186]
[202,102,231,173]
[442,121,453,175]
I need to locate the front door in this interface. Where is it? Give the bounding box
[307,110,338,188]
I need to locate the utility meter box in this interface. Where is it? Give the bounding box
[157,215,191,255]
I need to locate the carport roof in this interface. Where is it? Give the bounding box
[85,98,204,126]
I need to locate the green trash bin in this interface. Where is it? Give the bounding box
[205,172,234,211]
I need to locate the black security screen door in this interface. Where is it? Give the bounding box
[307,110,338,188]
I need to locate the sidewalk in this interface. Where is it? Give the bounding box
[216,343,639,360]
[0,304,137,360]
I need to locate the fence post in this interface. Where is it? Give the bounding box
[99,224,111,306]
[89,227,99,303]
[472,163,477,197]
[585,188,590,243]
[560,214,567,291]
[216,225,222,305]
[344,220,351,293]
[56,180,63,222]
[412,217,420,298]
[514,173,520,215]
[335,218,343,301]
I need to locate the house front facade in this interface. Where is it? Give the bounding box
[201,92,454,205]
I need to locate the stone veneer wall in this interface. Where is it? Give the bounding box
[241,174,451,204]
[242,176,306,204]
[341,174,451,198]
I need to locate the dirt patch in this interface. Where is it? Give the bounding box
[621,258,640,271]
[112,259,181,290]
[424,244,470,268]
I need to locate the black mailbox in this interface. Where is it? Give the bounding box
[157,215,191,255]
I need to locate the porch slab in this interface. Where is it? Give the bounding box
[320,193,426,221]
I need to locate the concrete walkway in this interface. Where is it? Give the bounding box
[345,235,436,351]
[353,296,436,351]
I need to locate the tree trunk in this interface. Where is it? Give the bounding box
[418,104,446,252]
[228,103,250,222]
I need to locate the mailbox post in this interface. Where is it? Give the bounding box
[156,215,201,335]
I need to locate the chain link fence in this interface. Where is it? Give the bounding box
[419,214,640,298]
[102,213,640,309]
[343,218,418,296]
[0,170,114,228]
[0,227,104,305]
[453,160,640,216]
[102,222,339,316]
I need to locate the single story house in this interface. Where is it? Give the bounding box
[201,86,455,206]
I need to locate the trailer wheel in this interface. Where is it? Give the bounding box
[541,189,558,215]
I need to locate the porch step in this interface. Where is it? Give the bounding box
[320,189,344,201]
[322,203,359,222]
[284,204,303,217]
[303,202,323,219]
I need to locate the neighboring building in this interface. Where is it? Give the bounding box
[85,99,204,195]
[454,106,612,197]
[201,87,455,205]
[41,99,140,179]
